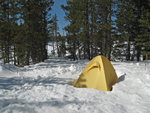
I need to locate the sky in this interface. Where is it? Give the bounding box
[51,0,69,36]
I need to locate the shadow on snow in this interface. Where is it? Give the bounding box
[0,76,73,90]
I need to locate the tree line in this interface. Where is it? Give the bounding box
[0,0,150,66]
[62,0,150,61]
[0,0,54,66]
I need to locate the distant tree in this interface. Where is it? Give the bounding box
[57,34,66,57]
[48,14,59,56]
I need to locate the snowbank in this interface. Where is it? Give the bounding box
[0,58,150,113]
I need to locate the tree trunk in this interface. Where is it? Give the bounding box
[126,37,131,61]
[136,46,141,61]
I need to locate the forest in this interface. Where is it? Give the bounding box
[0,0,150,66]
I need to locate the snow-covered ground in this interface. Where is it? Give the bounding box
[0,57,150,113]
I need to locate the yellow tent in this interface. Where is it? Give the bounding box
[72,55,118,91]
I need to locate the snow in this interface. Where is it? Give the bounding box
[0,57,150,113]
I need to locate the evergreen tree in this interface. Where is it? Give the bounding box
[0,0,11,63]
[116,0,137,61]
[0,0,54,66]
[62,0,81,60]
[14,0,54,66]
[135,0,150,59]
[48,14,59,56]
[62,0,116,60]
[0,0,19,63]
[57,34,66,57]
[96,0,115,60]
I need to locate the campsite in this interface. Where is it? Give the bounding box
[0,57,150,113]
[0,0,150,113]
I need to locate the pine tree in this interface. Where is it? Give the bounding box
[0,0,11,63]
[15,0,53,66]
[57,34,66,57]
[135,0,150,59]
[88,0,99,58]
[0,0,19,63]
[0,0,54,66]
[48,14,59,56]
[62,0,116,60]
[96,0,115,60]
[62,0,81,60]
[116,0,137,61]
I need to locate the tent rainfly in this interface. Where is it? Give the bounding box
[72,55,118,91]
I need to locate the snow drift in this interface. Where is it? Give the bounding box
[0,57,150,113]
